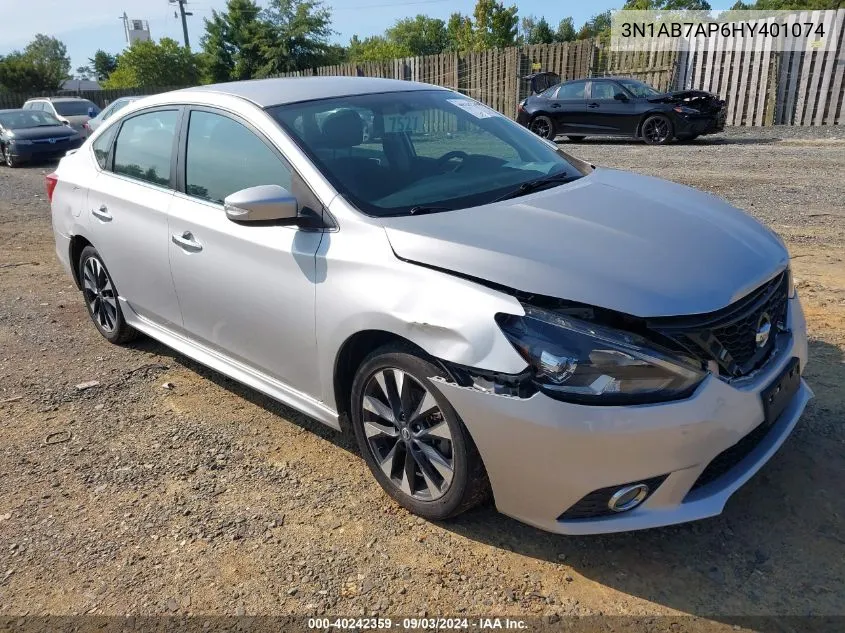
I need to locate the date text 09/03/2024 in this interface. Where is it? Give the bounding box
[307,618,529,629]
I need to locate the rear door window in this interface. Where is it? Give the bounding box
[557,82,587,99]
[92,124,119,169]
[113,110,179,187]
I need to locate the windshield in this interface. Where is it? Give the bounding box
[268,90,588,217]
[618,79,661,98]
[0,110,62,129]
[54,100,98,116]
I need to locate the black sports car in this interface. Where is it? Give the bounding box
[516,73,726,145]
[0,108,84,167]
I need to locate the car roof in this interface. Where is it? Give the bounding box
[25,96,92,102]
[180,76,449,108]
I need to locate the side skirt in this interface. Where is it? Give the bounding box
[120,298,341,431]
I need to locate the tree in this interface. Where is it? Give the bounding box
[446,13,474,51]
[577,11,613,39]
[623,0,712,8]
[75,66,92,80]
[258,0,334,75]
[23,34,70,88]
[201,0,269,82]
[0,53,58,92]
[387,15,449,56]
[348,35,411,61]
[555,17,577,42]
[521,15,555,44]
[473,0,519,49]
[88,50,118,81]
[103,38,203,88]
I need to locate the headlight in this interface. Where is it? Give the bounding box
[496,306,706,405]
[11,138,33,145]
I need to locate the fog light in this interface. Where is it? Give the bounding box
[607,483,650,512]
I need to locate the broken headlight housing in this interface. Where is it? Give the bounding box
[496,305,706,405]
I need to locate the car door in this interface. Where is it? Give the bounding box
[167,106,324,394]
[85,107,183,328]
[548,80,588,134]
[583,80,638,135]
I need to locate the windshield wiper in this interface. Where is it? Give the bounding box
[408,205,454,216]
[493,172,579,202]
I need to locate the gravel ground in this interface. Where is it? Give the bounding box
[0,127,843,627]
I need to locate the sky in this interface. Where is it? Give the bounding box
[0,0,734,73]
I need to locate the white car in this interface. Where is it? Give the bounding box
[47,77,811,534]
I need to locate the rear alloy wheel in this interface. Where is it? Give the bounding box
[567,135,586,142]
[79,245,138,344]
[641,114,673,145]
[529,115,556,141]
[351,344,489,520]
[3,145,17,168]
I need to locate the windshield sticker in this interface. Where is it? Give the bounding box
[384,112,425,133]
[447,99,500,119]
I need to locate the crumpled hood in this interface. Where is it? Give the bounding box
[381,169,788,318]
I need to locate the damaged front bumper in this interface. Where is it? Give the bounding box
[434,297,810,535]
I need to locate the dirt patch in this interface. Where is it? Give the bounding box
[0,128,843,623]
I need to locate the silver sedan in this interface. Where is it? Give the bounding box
[48,77,811,534]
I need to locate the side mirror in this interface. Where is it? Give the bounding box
[224,184,299,224]
[614,92,629,101]
[87,107,97,117]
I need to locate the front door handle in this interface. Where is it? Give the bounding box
[587,102,600,108]
[171,231,203,252]
[92,204,112,222]
[551,103,561,108]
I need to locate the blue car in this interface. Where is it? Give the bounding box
[0,108,84,167]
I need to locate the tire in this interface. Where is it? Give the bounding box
[567,135,586,142]
[528,115,556,141]
[676,134,699,142]
[3,145,18,168]
[640,114,674,145]
[350,343,490,521]
[78,245,138,344]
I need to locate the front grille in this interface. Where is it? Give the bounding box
[558,475,667,521]
[690,419,774,491]
[648,271,789,378]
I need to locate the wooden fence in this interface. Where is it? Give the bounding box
[0,87,182,110]
[678,8,845,126]
[2,11,843,126]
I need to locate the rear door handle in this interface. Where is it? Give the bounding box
[92,205,112,222]
[551,103,561,108]
[172,231,203,252]
[587,102,600,108]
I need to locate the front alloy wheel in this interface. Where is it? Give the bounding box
[362,368,454,501]
[350,345,489,520]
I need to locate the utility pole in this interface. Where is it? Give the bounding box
[169,0,193,50]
